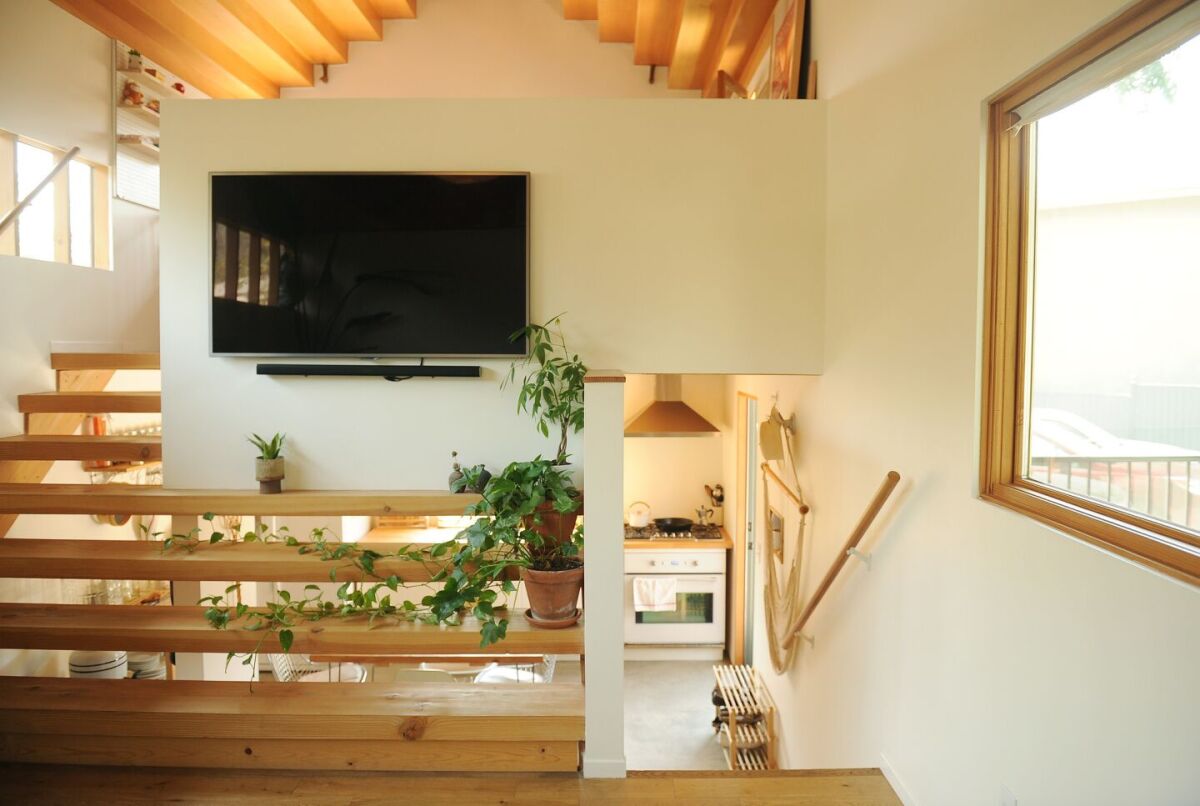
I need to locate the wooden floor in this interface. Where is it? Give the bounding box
[0,765,903,804]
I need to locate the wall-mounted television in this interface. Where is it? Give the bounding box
[210,172,528,357]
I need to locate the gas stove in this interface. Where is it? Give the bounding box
[625,524,723,541]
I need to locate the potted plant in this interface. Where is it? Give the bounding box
[248,432,286,494]
[452,459,584,628]
[504,315,587,467]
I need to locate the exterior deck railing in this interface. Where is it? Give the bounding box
[1028,455,1200,531]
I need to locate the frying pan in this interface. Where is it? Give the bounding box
[654,517,694,534]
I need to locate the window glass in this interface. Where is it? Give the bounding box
[15,141,55,261]
[68,160,93,266]
[1027,33,1200,531]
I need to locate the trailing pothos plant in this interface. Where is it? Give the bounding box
[161,458,583,666]
[504,315,587,465]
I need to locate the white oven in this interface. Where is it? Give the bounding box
[624,549,726,648]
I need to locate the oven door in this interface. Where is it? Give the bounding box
[624,573,726,645]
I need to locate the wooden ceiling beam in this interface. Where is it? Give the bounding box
[367,0,418,18]
[210,0,315,87]
[563,0,600,21]
[598,0,637,43]
[668,0,729,89]
[51,0,276,99]
[697,0,746,97]
[634,0,684,66]
[250,0,349,64]
[314,0,384,40]
[715,0,774,89]
[122,0,280,98]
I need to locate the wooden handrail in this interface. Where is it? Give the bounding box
[761,462,810,514]
[782,471,900,648]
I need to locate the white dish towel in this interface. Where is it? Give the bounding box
[632,576,678,612]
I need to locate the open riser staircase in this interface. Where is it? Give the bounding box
[0,353,584,773]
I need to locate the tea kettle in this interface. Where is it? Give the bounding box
[627,501,652,529]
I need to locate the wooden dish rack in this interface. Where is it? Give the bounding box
[713,664,777,771]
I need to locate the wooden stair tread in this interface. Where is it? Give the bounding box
[0,539,453,582]
[18,392,161,414]
[0,604,584,655]
[0,485,480,516]
[50,353,160,370]
[0,435,161,462]
[0,677,584,740]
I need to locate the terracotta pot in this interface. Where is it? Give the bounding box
[255,457,285,494]
[522,565,583,627]
[524,497,582,546]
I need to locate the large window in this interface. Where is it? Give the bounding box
[981,0,1200,583]
[0,129,109,269]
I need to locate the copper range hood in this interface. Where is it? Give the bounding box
[624,375,719,438]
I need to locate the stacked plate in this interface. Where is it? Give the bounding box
[68,650,128,679]
[128,651,167,679]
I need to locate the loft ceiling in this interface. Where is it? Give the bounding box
[52,0,784,100]
[51,0,417,99]
[563,0,782,96]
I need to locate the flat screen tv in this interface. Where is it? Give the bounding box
[210,173,528,356]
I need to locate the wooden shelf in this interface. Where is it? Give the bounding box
[0,604,583,655]
[51,352,160,371]
[0,435,161,463]
[0,485,480,516]
[17,391,161,414]
[117,68,186,102]
[117,101,160,125]
[118,140,159,162]
[0,539,451,583]
[0,677,582,771]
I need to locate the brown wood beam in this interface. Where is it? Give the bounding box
[634,0,684,66]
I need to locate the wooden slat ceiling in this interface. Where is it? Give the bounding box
[53,0,791,100]
[51,0,418,99]
[571,0,791,96]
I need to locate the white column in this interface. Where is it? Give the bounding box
[582,371,626,778]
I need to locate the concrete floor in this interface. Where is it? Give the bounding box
[624,660,727,771]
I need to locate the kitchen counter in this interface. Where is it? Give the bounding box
[624,527,732,550]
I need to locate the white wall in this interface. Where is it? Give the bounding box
[729,2,1200,804]
[159,99,825,488]
[280,0,694,100]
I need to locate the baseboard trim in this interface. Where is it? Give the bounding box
[880,752,917,806]
[582,755,627,778]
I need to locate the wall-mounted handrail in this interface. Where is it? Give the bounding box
[782,470,900,649]
[0,146,80,238]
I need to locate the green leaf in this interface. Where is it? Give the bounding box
[278,629,294,653]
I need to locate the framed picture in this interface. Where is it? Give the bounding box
[769,0,805,99]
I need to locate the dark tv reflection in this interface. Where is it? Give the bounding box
[211,173,528,356]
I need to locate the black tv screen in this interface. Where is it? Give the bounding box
[210,173,528,356]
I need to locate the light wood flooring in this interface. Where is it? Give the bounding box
[0,765,903,805]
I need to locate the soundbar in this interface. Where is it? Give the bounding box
[257,363,481,380]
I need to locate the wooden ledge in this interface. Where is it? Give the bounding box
[0,485,480,516]
[50,353,160,370]
[0,604,584,655]
[584,370,626,383]
[0,539,462,582]
[0,677,584,742]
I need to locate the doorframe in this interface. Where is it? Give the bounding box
[730,392,758,665]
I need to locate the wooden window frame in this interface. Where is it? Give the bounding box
[0,128,110,270]
[980,0,1200,585]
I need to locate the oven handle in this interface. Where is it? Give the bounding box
[625,574,723,584]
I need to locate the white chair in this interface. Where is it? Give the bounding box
[267,653,367,683]
[473,654,556,684]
